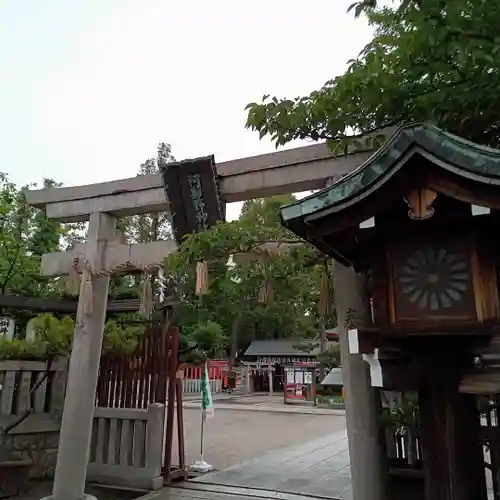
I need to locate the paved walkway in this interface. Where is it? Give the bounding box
[191,429,351,499]
[147,429,351,500]
[140,485,324,499]
[176,405,346,472]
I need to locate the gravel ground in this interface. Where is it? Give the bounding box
[175,407,346,470]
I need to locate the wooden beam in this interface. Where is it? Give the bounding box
[459,371,500,394]
[0,294,144,313]
[41,239,177,277]
[348,323,500,338]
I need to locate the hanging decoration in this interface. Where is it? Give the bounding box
[139,274,153,317]
[79,268,94,315]
[258,273,275,304]
[65,252,160,317]
[318,265,332,317]
[66,264,82,297]
[404,186,437,220]
[196,260,209,296]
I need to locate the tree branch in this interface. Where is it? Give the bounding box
[0,244,22,294]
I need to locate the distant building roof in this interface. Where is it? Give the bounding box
[243,339,323,357]
[325,328,339,341]
[321,368,343,386]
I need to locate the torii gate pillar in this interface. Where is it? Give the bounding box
[333,262,385,500]
[51,212,116,500]
[34,210,177,500]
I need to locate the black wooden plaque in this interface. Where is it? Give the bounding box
[159,155,224,244]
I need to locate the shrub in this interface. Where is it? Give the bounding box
[0,313,146,361]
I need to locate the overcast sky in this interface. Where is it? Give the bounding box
[0,1,373,220]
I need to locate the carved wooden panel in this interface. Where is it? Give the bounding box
[388,240,478,325]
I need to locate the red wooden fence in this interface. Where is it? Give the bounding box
[96,326,171,409]
[183,360,235,389]
[96,325,187,484]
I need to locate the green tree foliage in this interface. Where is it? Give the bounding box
[316,343,341,371]
[112,142,176,299]
[165,196,335,362]
[0,313,145,361]
[294,338,340,372]
[0,175,83,297]
[120,142,175,244]
[348,0,416,18]
[246,0,500,150]
[188,320,227,359]
[0,313,146,444]
[240,194,297,228]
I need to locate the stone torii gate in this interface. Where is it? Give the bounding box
[30,210,178,500]
[26,144,380,500]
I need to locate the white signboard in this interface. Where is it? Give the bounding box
[0,317,15,339]
[304,372,313,384]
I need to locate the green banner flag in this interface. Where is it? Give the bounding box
[201,364,214,418]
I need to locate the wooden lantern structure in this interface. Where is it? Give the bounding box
[280,123,500,500]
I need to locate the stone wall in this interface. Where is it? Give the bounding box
[5,430,60,478]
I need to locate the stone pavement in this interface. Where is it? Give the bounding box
[144,396,350,499]
[147,429,351,500]
[190,428,351,499]
[141,431,352,500]
[140,485,323,499]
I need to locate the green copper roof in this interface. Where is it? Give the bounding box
[281,123,500,225]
